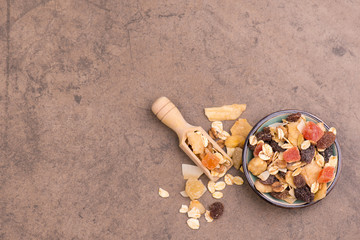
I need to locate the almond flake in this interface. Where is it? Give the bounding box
[311,182,320,194]
[315,154,325,168]
[281,143,293,149]
[214,181,226,191]
[212,191,223,199]
[158,188,169,198]
[224,174,234,185]
[187,207,201,219]
[259,151,271,160]
[233,176,244,185]
[187,218,200,230]
[205,210,213,222]
[277,128,285,140]
[301,140,311,150]
[207,181,216,193]
[179,205,189,213]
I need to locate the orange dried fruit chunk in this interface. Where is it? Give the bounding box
[253,141,264,157]
[302,121,324,143]
[317,166,335,183]
[283,146,301,163]
[185,177,206,200]
[201,152,220,170]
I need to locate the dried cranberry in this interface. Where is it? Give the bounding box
[317,132,336,150]
[286,113,301,122]
[300,145,315,164]
[295,186,314,203]
[270,140,285,152]
[209,202,224,219]
[293,174,306,188]
[260,175,277,185]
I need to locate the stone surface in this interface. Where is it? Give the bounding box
[1,0,360,239]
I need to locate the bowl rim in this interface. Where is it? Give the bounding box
[242,109,342,208]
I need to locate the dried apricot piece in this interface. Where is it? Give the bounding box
[283,146,301,162]
[302,121,324,143]
[201,152,220,170]
[317,166,335,183]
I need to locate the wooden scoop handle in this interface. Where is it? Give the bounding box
[152,97,194,141]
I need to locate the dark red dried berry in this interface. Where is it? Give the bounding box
[293,174,306,188]
[317,132,336,150]
[286,113,301,122]
[300,145,315,164]
[270,140,285,152]
[260,175,277,185]
[209,202,224,219]
[295,186,314,203]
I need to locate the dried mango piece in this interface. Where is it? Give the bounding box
[314,183,327,201]
[225,135,245,148]
[204,104,246,121]
[185,177,206,200]
[287,122,301,146]
[230,119,252,138]
[231,147,243,170]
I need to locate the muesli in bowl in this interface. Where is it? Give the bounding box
[243,110,341,208]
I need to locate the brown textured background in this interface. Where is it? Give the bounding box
[1,0,360,239]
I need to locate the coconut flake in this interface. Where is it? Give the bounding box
[182,164,204,179]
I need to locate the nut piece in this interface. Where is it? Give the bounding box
[257,170,270,181]
[212,191,224,199]
[159,188,169,198]
[187,207,201,219]
[187,218,200,230]
[301,140,311,150]
[205,210,214,222]
[218,131,230,140]
[233,176,244,185]
[179,204,189,213]
[214,181,226,191]
[208,181,216,193]
[224,174,234,185]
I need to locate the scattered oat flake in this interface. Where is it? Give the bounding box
[205,210,214,222]
[187,207,201,219]
[214,181,226,191]
[159,188,169,198]
[233,176,244,185]
[179,205,189,213]
[187,218,200,230]
[224,174,234,185]
[208,181,216,193]
[300,140,311,150]
[212,191,223,199]
[180,190,188,198]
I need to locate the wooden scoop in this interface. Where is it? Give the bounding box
[152,96,232,182]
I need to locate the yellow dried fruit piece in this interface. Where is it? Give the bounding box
[301,160,322,187]
[204,104,246,121]
[314,183,327,201]
[189,200,206,214]
[185,177,206,200]
[186,131,204,155]
[230,119,252,138]
[248,157,267,176]
[225,135,245,148]
[297,134,304,149]
[287,122,301,147]
[254,180,272,193]
[232,147,243,170]
[285,171,296,188]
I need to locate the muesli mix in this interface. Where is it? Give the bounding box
[248,112,337,203]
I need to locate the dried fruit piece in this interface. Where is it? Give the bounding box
[209,202,224,219]
[230,119,252,138]
[182,164,204,179]
[287,122,301,146]
[232,147,243,170]
[301,160,322,186]
[201,152,220,170]
[255,128,272,142]
[300,145,315,164]
[179,204,189,213]
[271,190,290,200]
[224,174,234,185]
[283,147,301,162]
[205,210,213,222]
[254,141,264,157]
[187,218,200,229]
[294,186,314,203]
[255,180,273,193]
[248,157,267,176]
[189,200,206,214]
[233,176,244,185]
[286,112,301,122]
[159,188,170,198]
[214,181,226,191]
[186,131,205,154]
[314,183,327,201]
[320,145,333,163]
[317,132,336,150]
[225,135,245,148]
[208,181,216,193]
[317,166,335,183]
[185,177,206,200]
[212,191,223,199]
[272,181,286,192]
[285,171,296,188]
[302,121,324,143]
[293,174,306,188]
[270,140,285,152]
[205,104,246,121]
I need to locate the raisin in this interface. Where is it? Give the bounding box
[294,186,314,203]
[286,112,301,122]
[300,145,315,164]
[270,140,285,152]
[209,202,224,219]
[263,127,271,134]
[320,145,333,163]
[248,142,256,151]
[255,129,272,142]
[271,190,289,200]
[317,132,336,150]
[277,171,286,179]
[293,174,306,188]
[260,175,277,185]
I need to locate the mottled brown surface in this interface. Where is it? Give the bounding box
[1,0,360,239]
